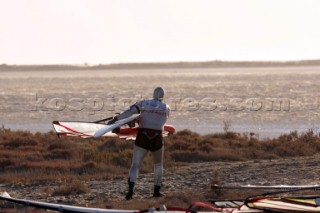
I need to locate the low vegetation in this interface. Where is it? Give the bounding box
[2,128,320,212]
[1,128,320,184]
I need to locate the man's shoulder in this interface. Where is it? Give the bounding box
[138,99,169,108]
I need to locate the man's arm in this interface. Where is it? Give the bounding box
[107,104,140,125]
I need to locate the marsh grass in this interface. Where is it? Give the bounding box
[1,128,320,184]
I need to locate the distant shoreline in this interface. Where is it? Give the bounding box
[2,59,320,71]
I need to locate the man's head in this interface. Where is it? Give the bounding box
[153,87,165,101]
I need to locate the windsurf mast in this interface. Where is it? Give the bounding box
[212,184,320,191]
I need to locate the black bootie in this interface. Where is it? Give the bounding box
[153,185,164,197]
[125,178,135,200]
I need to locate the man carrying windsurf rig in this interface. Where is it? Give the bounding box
[107,87,170,200]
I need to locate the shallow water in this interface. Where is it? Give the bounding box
[1,66,320,139]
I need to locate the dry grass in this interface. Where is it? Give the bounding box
[1,127,320,185]
[51,179,90,196]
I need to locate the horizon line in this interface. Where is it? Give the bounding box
[2,58,320,67]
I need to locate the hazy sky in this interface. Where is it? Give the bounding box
[1,0,320,65]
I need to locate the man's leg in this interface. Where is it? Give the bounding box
[152,146,164,197]
[126,145,148,200]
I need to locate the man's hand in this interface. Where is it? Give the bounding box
[107,116,118,125]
